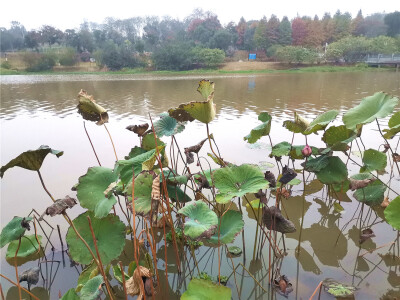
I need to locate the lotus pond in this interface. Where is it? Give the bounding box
[1,72,400,299]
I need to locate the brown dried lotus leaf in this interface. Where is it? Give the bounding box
[41,195,77,218]
[126,123,149,137]
[393,153,400,162]
[349,178,375,191]
[264,171,276,188]
[262,206,296,234]
[276,187,291,198]
[125,266,152,299]
[381,197,390,208]
[185,138,207,154]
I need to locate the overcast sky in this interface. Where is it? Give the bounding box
[0,0,397,30]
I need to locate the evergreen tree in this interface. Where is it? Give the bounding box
[278,16,292,45]
[254,17,268,50]
[266,15,280,46]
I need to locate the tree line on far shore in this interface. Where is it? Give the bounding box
[1,9,399,71]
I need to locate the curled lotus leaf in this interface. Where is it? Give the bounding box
[76,167,118,218]
[77,261,98,291]
[61,288,80,300]
[304,110,339,134]
[181,278,232,300]
[322,125,356,151]
[384,196,400,230]
[77,89,108,125]
[154,112,185,137]
[283,112,310,134]
[279,165,297,184]
[0,145,63,178]
[349,173,375,191]
[177,201,218,240]
[343,91,399,130]
[80,275,103,300]
[383,111,400,139]
[125,266,151,298]
[125,171,155,216]
[213,164,269,204]
[184,138,207,164]
[160,170,189,185]
[41,195,77,218]
[244,112,272,144]
[315,156,348,185]
[66,211,125,265]
[6,235,42,258]
[353,180,386,206]
[19,267,40,285]
[360,149,387,173]
[0,217,32,248]
[262,206,296,234]
[165,185,192,203]
[168,80,216,124]
[302,155,330,173]
[126,123,149,137]
[113,265,130,284]
[197,79,215,99]
[207,210,244,245]
[126,146,147,159]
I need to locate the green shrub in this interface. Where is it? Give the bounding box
[58,47,78,66]
[192,47,225,68]
[276,46,319,64]
[152,42,195,71]
[94,41,142,70]
[23,52,56,72]
[1,61,11,69]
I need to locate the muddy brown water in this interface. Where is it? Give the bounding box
[1,71,400,299]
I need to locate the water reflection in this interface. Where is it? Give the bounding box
[1,72,400,299]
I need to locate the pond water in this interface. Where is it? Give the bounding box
[1,71,400,299]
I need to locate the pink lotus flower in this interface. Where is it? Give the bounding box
[302,145,312,157]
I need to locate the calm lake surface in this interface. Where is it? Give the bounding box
[1,71,400,299]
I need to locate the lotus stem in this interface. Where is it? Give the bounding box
[83,121,101,166]
[309,280,323,300]
[359,241,395,257]
[37,170,55,202]
[239,262,268,293]
[87,216,115,300]
[118,262,128,300]
[225,246,241,297]
[143,222,161,292]
[252,201,261,260]
[376,119,400,175]
[0,274,40,300]
[206,123,226,166]
[0,283,5,300]
[148,113,181,273]
[14,237,22,300]
[130,167,139,266]
[103,123,119,161]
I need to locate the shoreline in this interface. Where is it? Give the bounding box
[0,64,393,76]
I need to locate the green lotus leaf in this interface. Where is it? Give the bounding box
[0,145,63,178]
[181,278,231,300]
[154,112,185,137]
[125,171,153,215]
[160,170,189,185]
[360,149,387,173]
[77,167,118,218]
[115,146,165,184]
[289,145,319,160]
[353,180,386,206]
[166,185,192,203]
[197,79,215,99]
[80,275,103,300]
[315,156,348,185]
[384,196,400,230]
[383,111,400,139]
[303,155,330,172]
[322,125,356,151]
[141,133,165,151]
[269,141,292,158]
[228,246,242,255]
[244,112,272,144]
[126,146,147,159]
[77,261,98,291]
[304,110,339,134]
[350,173,374,180]
[177,201,218,239]
[6,235,42,258]
[332,179,350,193]
[323,279,357,297]
[213,164,269,204]
[283,112,310,134]
[0,217,32,248]
[66,211,125,265]
[112,264,130,284]
[246,199,265,209]
[60,288,80,300]
[77,90,108,125]
[207,210,244,245]
[288,178,302,185]
[343,92,399,130]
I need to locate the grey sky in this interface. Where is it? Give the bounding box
[0,0,397,30]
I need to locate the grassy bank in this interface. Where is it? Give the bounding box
[0,64,393,76]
